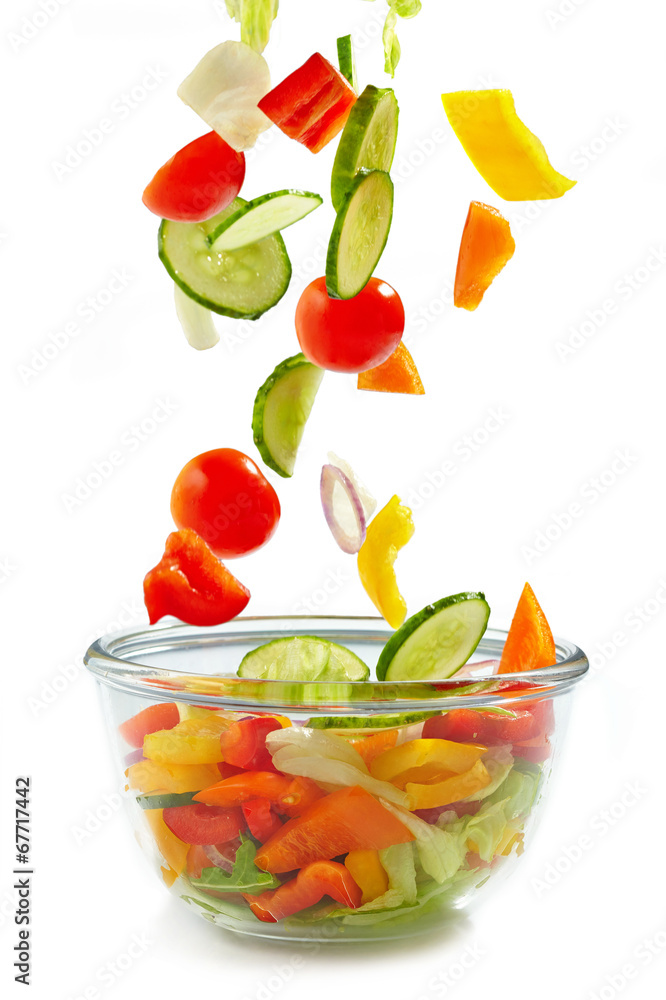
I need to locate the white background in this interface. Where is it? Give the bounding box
[2,0,665,997]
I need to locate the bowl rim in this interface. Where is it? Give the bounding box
[84,615,589,713]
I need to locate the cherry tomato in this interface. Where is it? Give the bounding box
[171,449,280,558]
[118,702,179,748]
[163,803,245,845]
[295,277,405,373]
[142,131,245,223]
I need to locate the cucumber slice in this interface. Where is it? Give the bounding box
[337,34,357,91]
[252,353,324,478]
[306,710,436,731]
[376,593,491,682]
[326,169,393,300]
[207,190,323,252]
[238,636,370,682]
[136,791,198,810]
[331,85,399,211]
[158,197,291,320]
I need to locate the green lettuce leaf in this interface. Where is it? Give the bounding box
[191,834,279,895]
[364,0,424,76]
[462,746,514,802]
[486,765,540,820]
[380,842,417,903]
[380,800,468,883]
[225,0,279,54]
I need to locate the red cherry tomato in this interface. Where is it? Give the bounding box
[295,277,405,373]
[170,448,280,558]
[142,131,245,223]
[118,702,179,748]
[162,803,245,845]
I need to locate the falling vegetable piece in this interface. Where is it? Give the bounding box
[326,168,394,300]
[252,353,324,478]
[357,341,425,394]
[206,189,323,252]
[453,201,515,311]
[320,463,367,554]
[441,89,576,201]
[498,582,556,673]
[331,84,399,212]
[327,452,377,521]
[142,130,246,223]
[247,860,362,922]
[336,34,357,91]
[224,0,279,55]
[357,495,414,628]
[258,52,357,153]
[143,529,250,627]
[173,285,219,351]
[178,41,272,152]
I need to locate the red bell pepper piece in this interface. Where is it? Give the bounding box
[219,717,282,772]
[143,529,250,627]
[423,708,541,746]
[246,860,362,922]
[258,53,356,153]
[119,702,180,748]
[254,785,415,874]
[162,802,245,845]
[194,772,324,818]
[511,734,552,763]
[241,798,283,842]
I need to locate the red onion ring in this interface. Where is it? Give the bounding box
[320,464,366,554]
[202,838,241,872]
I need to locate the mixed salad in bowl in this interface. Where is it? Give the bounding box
[87,588,588,941]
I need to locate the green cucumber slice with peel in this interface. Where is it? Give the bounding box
[376,593,491,681]
[252,353,324,478]
[206,190,323,252]
[337,34,357,91]
[306,710,436,731]
[331,85,399,212]
[237,636,370,681]
[158,197,291,319]
[136,791,198,810]
[326,168,394,300]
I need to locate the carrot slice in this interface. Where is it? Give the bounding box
[357,342,425,394]
[454,201,515,311]
[499,582,556,673]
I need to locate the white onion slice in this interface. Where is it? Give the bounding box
[320,464,366,554]
[177,40,272,152]
[327,451,377,521]
[174,284,219,351]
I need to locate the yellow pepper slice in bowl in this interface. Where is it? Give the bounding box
[405,759,491,810]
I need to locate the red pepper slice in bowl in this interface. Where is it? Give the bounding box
[162,802,245,845]
[119,702,180,748]
[246,860,362,922]
[219,717,283,772]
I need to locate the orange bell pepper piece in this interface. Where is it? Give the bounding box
[344,849,389,904]
[194,772,324,818]
[246,860,362,922]
[348,729,398,767]
[498,582,556,673]
[357,342,425,395]
[454,201,515,311]
[254,785,415,874]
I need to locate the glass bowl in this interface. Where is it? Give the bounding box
[84,615,588,942]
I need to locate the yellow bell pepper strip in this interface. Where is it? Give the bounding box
[143,808,189,885]
[127,759,221,795]
[370,739,487,785]
[143,715,232,765]
[344,849,389,904]
[357,495,414,628]
[441,89,576,201]
[405,760,491,810]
